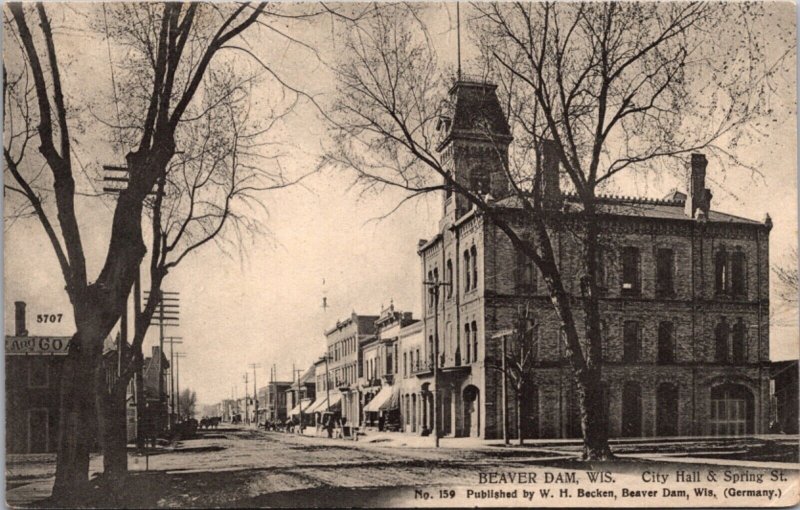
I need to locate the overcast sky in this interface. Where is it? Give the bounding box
[3,3,798,407]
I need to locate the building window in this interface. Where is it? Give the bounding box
[428,335,434,365]
[516,248,536,293]
[656,248,674,298]
[464,250,471,292]
[656,383,679,436]
[470,246,478,290]
[403,352,408,377]
[732,319,746,363]
[446,259,453,298]
[623,320,640,362]
[471,320,478,361]
[427,270,434,308]
[657,321,675,364]
[715,248,727,295]
[28,359,49,389]
[596,245,608,292]
[731,251,746,296]
[621,382,643,437]
[464,323,471,363]
[715,318,730,363]
[415,348,420,371]
[621,247,640,295]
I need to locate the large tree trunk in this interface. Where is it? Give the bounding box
[577,371,613,460]
[134,349,146,451]
[52,333,98,502]
[578,207,613,460]
[96,376,129,480]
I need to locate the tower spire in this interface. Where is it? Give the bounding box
[456,2,462,80]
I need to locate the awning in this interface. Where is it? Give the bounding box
[288,398,313,417]
[363,384,399,413]
[308,392,342,414]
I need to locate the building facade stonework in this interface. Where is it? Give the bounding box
[413,79,772,440]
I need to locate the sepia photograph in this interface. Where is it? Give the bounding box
[3,1,799,507]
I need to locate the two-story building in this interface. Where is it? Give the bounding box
[415,78,772,440]
[5,301,70,453]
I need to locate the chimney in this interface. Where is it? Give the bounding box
[685,153,712,218]
[14,301,27,337]
[540,139,561,209]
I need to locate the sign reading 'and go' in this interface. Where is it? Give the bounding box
[5,336,70,355]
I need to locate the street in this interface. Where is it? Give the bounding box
[6,427,799,508]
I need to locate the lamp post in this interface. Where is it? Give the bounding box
[424,278,450,448]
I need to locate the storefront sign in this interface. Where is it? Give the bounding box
[5,336,70,355]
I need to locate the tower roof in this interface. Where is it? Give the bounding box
[438,79,512,150]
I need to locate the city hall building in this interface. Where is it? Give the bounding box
[413,79,772,440]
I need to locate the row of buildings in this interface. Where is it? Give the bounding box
[5,301,173,453]
[227,78,795,441]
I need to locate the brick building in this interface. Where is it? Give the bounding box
[5,301,70,453]
[258,381,292,424]
[360,305,413,429]
[415,79,772,440]
[324,313,378,427]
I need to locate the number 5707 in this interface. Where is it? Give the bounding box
[37,314,62,323]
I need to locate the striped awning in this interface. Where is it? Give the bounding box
[288,398,313,417]
[307,392,342,414]
[363,384,399,413]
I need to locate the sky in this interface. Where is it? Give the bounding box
[3,3,798,407]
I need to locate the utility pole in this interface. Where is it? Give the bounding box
[249,363,261,427]
[175,352,187,420]
[145,290,180,431]
[322,354,332,412]
[295,368,305,433]
[424,278,451,448]
[166,337,183,427]
[243,372,250,425]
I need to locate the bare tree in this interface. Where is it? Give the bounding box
[178,389,198,422]
[774,246,798,304]
[326,2,792,459]
[487,305,539,446]
[1,2,312,498]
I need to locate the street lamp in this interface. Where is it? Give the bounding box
[424,278,450,448]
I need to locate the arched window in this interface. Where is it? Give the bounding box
[464,250,471,292]
[731,250,746,296]
[621,382,642,437]
[516,248,536,293]
[464,322,471,363]
[715,318,729,363]
[732,319,746,363]
[446,259,453,298]
[471,320,478,362]
[427,270,434,309]
[715,247,728,295]
[710,384,754,435]
[656,383,679,436]
[470,246,478,290]
[657,321,675,364]
[623,321,641,362]
[621,247,641,295]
